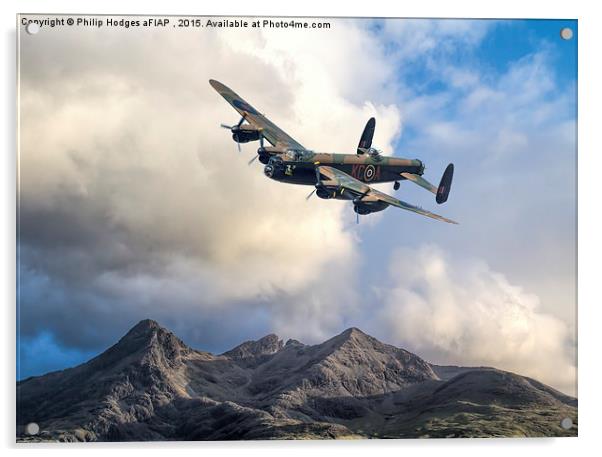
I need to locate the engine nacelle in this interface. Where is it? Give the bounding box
[353,200,388,215]
[232,126,261,143]
[316,187,337,199]
[257,146,282,165]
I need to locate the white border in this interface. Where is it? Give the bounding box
[3,1,600,455]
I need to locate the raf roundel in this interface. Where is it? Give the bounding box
[210,79,458,224]
[233,99,259,115]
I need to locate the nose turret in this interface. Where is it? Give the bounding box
[264,164,274,177]
[264,156,284,179]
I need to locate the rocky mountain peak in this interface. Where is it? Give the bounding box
[305,326,440,396]
[134,318,161,330]
[17,319,578,441]
[222,333,284,360]
[117,319,185,349]
[124,319,162,337]
[285,338,304,348]
[327,326,376,349]
[86,319,191,372]
[340,327,368,339]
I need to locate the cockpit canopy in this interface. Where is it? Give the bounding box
[357,146,383,160]
[285,149,312,161]
[367,147,383,161]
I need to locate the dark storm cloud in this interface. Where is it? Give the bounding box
[17,18,576,394]
[17,18,369,362]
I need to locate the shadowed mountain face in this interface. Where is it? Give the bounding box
[17,320,577,441]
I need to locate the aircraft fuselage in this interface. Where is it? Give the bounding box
[263,150,424,185]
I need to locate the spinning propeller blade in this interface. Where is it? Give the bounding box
[220,115,245,131]
[247,133,265,164]
[220,117,244,153]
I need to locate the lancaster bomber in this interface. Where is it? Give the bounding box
[210,79,457,224]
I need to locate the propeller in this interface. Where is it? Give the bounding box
[220,117,245,152]
[352,190,370,225]
[306,188,316,200]
[247,133,265,166]
[220,116,245,131]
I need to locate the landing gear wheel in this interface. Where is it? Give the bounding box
[393,181,400,191]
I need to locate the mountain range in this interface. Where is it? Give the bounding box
[17,319,577,441]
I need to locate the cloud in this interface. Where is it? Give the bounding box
[377,19,493,62]
[17,18,576,398]
[18,19,402,352]
[375,244,576,395]
[369,35,577,331]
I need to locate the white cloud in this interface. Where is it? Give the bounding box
[376,244,576,395]
[379,19,493,61]
[18,19,402,347]
[393,44,577,330]
[18,18,576,397]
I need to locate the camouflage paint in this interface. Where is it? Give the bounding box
[210,79,457,224]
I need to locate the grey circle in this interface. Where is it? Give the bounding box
[560,27,573,40]
[25,22,40,35]
[25,422,40,435]
[560,417,573,429]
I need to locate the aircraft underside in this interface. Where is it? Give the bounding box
[264,161,421,186]
[210,78,456,224]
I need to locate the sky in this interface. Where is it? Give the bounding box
[17,17,577,396]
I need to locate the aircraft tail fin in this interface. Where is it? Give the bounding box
[357,117,376,154]
[436,163,454,204]
[400,163,454,204]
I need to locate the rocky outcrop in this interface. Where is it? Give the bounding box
[17,320,577,441]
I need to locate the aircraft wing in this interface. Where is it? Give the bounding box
[209,79,306,151]
[317,166,458,224]
[400,172,438,194]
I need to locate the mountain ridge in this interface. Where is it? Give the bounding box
[17,319,577,441]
